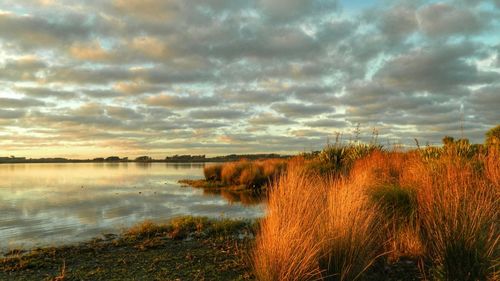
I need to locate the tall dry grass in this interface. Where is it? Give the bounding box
[253,159,386,281]
[253,162,325,281]
[253,140,499,280]
[413,154,499,280]
[319,177,385,281]
[349,151,423,261]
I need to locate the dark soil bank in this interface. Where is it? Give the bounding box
[1,235,253,281]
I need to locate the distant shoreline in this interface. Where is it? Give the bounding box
[0,159,217,164]
[0,153,290,164]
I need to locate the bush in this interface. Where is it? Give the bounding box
[315,143,382,175]
[125,217,252,240]
[485,124,500,147]
[253,133,499,280]
[369,184,417,227]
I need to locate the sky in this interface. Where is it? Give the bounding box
[0,0,499,158]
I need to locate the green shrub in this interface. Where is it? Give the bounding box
[314,143,383,175]
[369,185,417,227]
[485,125,500,147]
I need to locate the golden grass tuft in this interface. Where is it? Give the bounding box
[319,177,385,281]
[414,156,499,281]
[252,164,326,281]
[253,161,386,281]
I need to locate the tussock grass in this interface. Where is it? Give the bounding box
[319,178,385,281]
[253,161,386,281]
[253,164,326,281]
[414,157,499,281]
[204,159,287,188]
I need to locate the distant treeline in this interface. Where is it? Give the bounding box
[0,154,289,164]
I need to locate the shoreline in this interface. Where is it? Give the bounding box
[0,154,290,165]
[1,217,256,280]
[1,217,424,281]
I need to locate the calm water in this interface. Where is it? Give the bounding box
[0,163,265,252]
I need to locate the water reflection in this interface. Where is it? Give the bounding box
[0,163,265,252]
[202,189,266,206]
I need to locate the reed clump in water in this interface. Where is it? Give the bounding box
[203,158,287,189]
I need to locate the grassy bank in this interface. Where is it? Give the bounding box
[1,217,424,281]
[253,126,500,281]
[0,217,256,281]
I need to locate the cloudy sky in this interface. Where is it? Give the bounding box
[0,0,499,158]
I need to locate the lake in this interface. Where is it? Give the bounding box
[0,163,265,252]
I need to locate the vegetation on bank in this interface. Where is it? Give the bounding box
[0,217,256,281]
[253,125,499,281]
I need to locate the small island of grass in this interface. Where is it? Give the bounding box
[179,158,288,192]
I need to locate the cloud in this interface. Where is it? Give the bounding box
[111,0,180,22]
[304,119,346,128]
[374,43,496,93]
[0,109,25,119]
[378,4,418,40]
[417,3,488,37]
[0,56,47,81]
[106,106,144,120]
[69,41,112,61]
[272,102,333,118]
[258,0,338,23]
[17,87,78,99]
[0,0,498,157]
[188,109,246,120]
[467,84,500,124]
[0,97,45,108]
[219,89,286,104]
[0,11,91,50]
[248,113,296,125]
[144,94,217,108]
